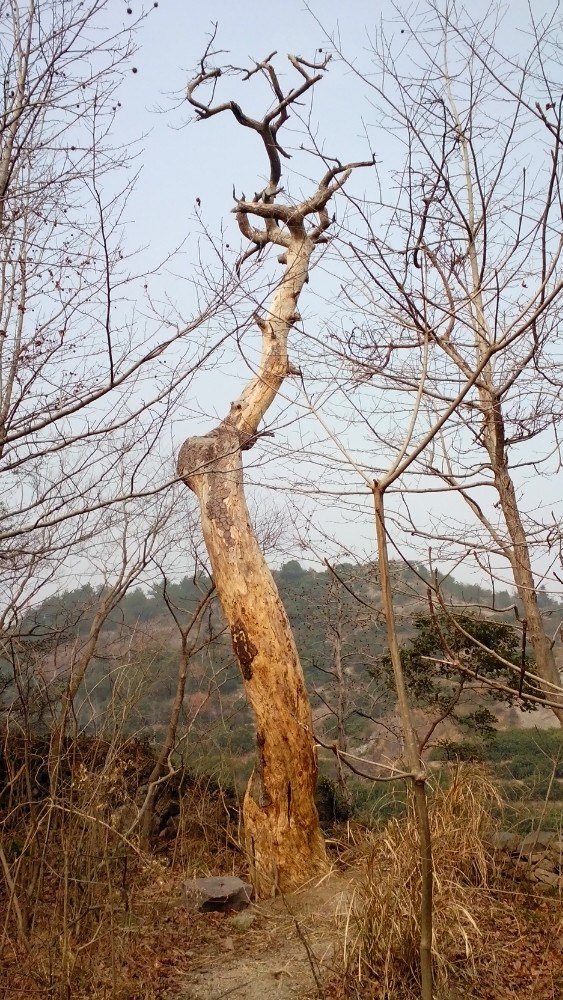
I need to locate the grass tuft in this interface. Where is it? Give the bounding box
[343,765,502,998]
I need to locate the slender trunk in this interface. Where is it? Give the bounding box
[414,780,433,1000]
[331,610,351,806]
[373,486,433,1000]
[49,606,112,795]
[140,586,213,847]
[139,633,190,850]
[489,438,563,724]
[477,377,563,723]
[454,102,563,727]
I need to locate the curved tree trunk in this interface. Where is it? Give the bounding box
[178,235,328,894]
[178,51,370,894]
[179,423,326,893]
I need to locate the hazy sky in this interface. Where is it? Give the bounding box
[122,0,551,253]
[106,0,562,584]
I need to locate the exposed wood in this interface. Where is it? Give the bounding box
[177,260,327,891]
[179,50,372,893]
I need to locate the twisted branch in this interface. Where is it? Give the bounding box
[187,40,373,272]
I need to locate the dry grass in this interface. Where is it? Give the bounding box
[342,766,502,999]
[0,733,243,1000]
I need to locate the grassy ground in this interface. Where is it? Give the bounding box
[1,733,561,1000]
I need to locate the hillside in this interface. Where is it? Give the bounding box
[9,560,561,800]
[2,564,562,1000]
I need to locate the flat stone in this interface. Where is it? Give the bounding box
[521,831,557,850]
[183,876,253,913]
[490,832,521,852]
[532,870,561,888]
[535,858,555,872]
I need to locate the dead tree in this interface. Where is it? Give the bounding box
[178,48,370,894]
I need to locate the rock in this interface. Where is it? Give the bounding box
[513,859,530,871]
[520,831,557,850]
[111,800,138,833]
[533,860,557,874]
[532,869,561,888]
[528,852,549,865]
[490,832,521,852]
[229,910,257,932]
[183,876,253,913]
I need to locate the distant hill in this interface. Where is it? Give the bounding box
[10,560,561,760]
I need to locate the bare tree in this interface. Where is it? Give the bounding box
[303,562,391,804]
[0,1,236,581]
[320,0,563,725]
[0,8,242,950]
[178,45,371,894]
[137,568,216,848]
[0,0,239,721]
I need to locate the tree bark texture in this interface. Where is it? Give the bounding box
[180,52,370,892]
[480,390,563,725]
[178,235,327,895]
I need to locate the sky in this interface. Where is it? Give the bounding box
[95,0,563,588]
[120,0,383,240]
[105,0,398,564]
[120,0,551,250]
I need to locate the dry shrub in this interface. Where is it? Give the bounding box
[0,732,243,1000]
[171,776,241,874]
[344,766,502,998]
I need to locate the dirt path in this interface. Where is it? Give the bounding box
[177,871,353,1000]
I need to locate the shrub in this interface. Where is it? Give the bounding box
[344,766,502,998]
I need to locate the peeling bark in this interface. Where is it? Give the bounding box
[178,52,371,893]
[177,235,328,893]
[178,418,326,893]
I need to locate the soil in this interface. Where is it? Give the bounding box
[172,866,563,1000]
[5,847,559,1000]
[176,870,353,1000]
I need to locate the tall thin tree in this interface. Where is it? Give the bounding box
[178,46,371,893]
